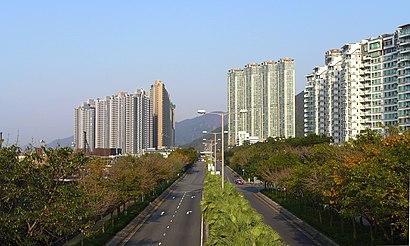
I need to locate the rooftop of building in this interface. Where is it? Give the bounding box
[326,49,341,54]
[398,23,410,28]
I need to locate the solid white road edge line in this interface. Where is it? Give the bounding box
[200,214,204,246]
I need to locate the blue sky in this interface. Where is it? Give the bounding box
[1,0,409,145]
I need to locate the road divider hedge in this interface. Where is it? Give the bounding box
[201,173,286,246]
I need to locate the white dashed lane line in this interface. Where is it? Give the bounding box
[160,191,190,244]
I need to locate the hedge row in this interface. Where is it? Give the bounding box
[201,173,286,246]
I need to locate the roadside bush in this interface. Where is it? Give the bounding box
[201,173,285,246]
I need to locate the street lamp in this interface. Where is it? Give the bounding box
[198,109,248,190]
[202,139,214,164]
[202,131,223,173]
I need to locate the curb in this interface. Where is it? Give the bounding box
[226,165,337,246]
[106,173,186,246]
[256,192,338,246]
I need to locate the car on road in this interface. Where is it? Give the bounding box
[235,179,245,185]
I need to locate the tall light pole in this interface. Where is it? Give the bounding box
[202,138,214,167]
[198,109,247,190]
[202,131,222,172]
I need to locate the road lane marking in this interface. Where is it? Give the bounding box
[200,214,204,246]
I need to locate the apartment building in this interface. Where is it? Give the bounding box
[304,24,410,143]
[228,58,295,145]
[74,81,171,154]
[74,100,96,151]
[150,80,175,149]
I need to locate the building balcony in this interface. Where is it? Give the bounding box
[399,39,410,46]
[398,73,410,79]
[359,70,371,76]
[399,48,410,54]
[399,30,410,38]
[398,56,410,63]
[363,55,372,60]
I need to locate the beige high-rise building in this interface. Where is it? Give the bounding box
[150,80,175,149]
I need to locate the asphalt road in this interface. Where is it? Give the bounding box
[224,165,318,246]
[123,162,205,246]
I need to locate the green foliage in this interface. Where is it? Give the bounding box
[169,147,199,166]
[0,146,185,245]
[228,131,409,245]
[0,146,90,245]
[201,173,285,246]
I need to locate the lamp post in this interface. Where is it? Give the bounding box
[202,139,214,167]
[202,131,223,173]
[198,109,247,190]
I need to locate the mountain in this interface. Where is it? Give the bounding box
[181,126,225,150]
[175,113,227,147]
[48,136,74,148]
[295,91,304,137]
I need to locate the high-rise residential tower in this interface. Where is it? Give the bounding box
[304,24,410,143]
[74,100,96,152]
[228,58,295,145]
[150,80,175,149]
[74,88,153,154]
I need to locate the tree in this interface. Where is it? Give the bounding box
[169,147,199,167]
[0,146,90,245]
[336,130,409,245]
[80,158,117,222]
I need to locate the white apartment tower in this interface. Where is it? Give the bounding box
[74,88,153,154]
[74,100,96,152]
[397,24,410,130]
[304,24,410,143]
[228,58,295,145]
[95,97,110,149]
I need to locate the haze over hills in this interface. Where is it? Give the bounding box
[48,136,74,148]
[175,113,227,147]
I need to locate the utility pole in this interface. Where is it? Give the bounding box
[83,131,87,153]
[0,132,3,148]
